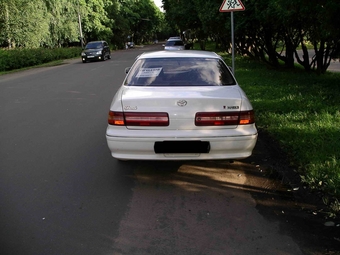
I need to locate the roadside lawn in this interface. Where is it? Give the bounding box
[220,53,340,216]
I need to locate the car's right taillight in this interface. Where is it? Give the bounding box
[239,110,255,125]
[108,111,169,126]
[195,110,255,126]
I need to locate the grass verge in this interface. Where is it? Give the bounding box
[219,53,340,215]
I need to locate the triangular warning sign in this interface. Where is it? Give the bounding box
[219,0,245,12]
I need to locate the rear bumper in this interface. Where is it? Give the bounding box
[106,129,258,161]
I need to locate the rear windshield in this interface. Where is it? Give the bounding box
[85,42,103,49]
[165,40,184,46]
[124,58,236,86]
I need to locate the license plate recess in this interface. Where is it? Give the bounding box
[154,141,210,154]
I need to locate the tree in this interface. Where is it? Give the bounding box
[233,0,340,73]
[80,0,113,42]
[194,0,229,50]
[0,0,50,48]
[119,0,160,44]
[106,0,126,48]
[163,0,200,35]
[298,0,340,73]
[43,0,80,47]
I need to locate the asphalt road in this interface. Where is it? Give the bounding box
[0,45,338,255]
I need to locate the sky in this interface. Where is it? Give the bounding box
[153,0,163,11]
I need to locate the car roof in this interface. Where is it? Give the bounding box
[137,50,221,60]
[87,40,105,44]
[167,38,182,42]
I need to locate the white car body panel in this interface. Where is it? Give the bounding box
[106,132,257,160]
[164,45,185,51]
[120,86,242,130]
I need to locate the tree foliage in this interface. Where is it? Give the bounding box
[0,0,50,48]
[44,0,80,47]
[162,0,340,73]
[118,0,160,44]
[1,0,338,73]
[0,0,166,49]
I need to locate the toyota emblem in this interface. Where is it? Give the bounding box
[177,100,187,107]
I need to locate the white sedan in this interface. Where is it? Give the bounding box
[163,38,185,51]
[106,50,258,161]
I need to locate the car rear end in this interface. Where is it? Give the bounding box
[106,51,258,160]
[164,39,185,51]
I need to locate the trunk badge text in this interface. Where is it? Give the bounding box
[177,100,187,107]
[124,106,137,110]
[227,106,240,109]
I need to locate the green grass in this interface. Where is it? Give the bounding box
[196,41,340,205]
[219,53,340,199]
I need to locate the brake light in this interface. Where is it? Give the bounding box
[239,110,255,125]
[125,112,169,126]
[108,111,169,126]
[195,110,254,126]
[108,111,125,125]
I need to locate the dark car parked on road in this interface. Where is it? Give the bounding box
[81,41,111,63]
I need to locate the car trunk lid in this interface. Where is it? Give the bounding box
[121,86,242,130]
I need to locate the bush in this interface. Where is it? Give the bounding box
[0,47,82,72]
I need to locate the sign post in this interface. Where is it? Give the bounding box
[219,0,245,75]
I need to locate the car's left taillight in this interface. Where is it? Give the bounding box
[108,111,169,126]
[108,111,125,125]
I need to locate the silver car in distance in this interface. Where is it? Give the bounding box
[106,50,258,161]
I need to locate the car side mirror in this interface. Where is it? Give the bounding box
[125,67,131,74]
[162,44,165,47]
